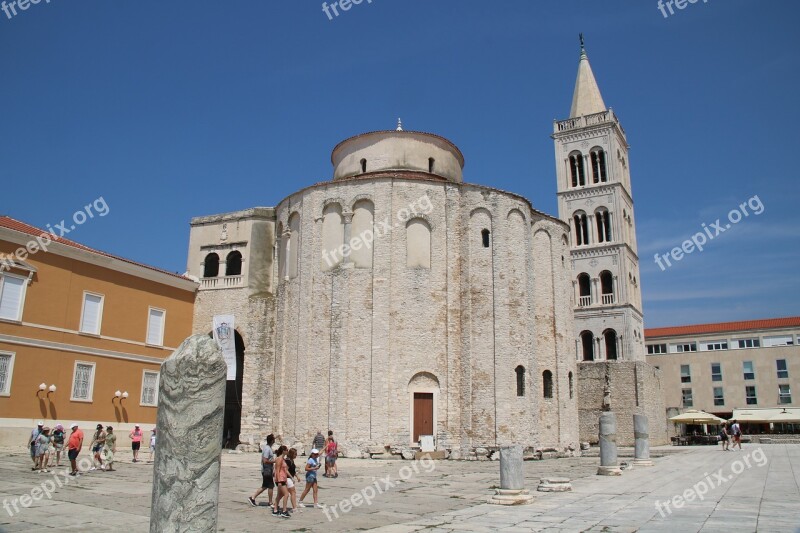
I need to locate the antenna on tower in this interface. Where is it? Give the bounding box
[396,118,403,131]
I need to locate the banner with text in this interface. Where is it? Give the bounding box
[212,314,236,380]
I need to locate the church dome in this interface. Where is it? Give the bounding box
[331,127,464,183]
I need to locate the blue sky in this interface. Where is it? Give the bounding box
[1,1,797,327]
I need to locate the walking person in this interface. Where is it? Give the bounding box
[28,421,44,471]
[272,446,290,518]
[67,423,84,476]
[52,424,66,467]
[129,424,143,462]
[325,434,338,478]
[248,434,275,508]
[147,428,156,463]
[285,448,301,513]
[90,424,106,471]
[298,449,323,509]
[35,427,52,473]
[719,423,729,451]
[312,430,325,470]
[103,426,117,471]
[731,419,742,450]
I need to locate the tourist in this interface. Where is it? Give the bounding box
[148,428,156,463]
[731,419,742,450]
[312,430,325,458]
[90,424,106,471]
[325,434,338,478]
[104,426,117,471]
[35,427,52,473]
[67,423,84,476]
[52,424,66,467]
[285,448,301,513]
[248,433,275,508]
[29,421,44,471]
[129,424,143,462]
[719,423,730,451]
[272,446,290,518]
[298,448,323,509]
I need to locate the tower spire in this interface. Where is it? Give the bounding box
[569,34,606,118]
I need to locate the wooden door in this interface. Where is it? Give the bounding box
[413,393,434,442]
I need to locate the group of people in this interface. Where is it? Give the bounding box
[719,419,742,450]
[248,430,339,519]
[28,421,157,476]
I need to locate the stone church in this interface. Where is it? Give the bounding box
[185,41,665,456]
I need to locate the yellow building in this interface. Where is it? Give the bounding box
[0,216,197,445]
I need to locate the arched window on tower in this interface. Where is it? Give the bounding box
[581,330,595,361]
[595,209,612,243]
[600,270,614,304]
[225,251,242,277]
[569,152,585,187]
[429,157,435,173]
[578,273,591,307]
[573,212,589,246]
[515,366,525,397]
[203,253,219,278]
[360,158,367,173]
[542,370,553,399]
[407,218,431,268]
[591,148,608,183]
[604,329,618,360]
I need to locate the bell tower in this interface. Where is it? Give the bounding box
[552,35,645,363]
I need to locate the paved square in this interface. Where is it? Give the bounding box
[1,444,798,532]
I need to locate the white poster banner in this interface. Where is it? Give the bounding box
[212,314,236,380]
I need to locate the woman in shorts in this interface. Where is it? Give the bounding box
[272,446,290,518]
[129,424,143,462]
[90,424,106,471]
[103,426,117,471]
[51,424,65,467]
[298,449,322,508]
[285,448,301,513]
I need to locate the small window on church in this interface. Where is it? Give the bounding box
[428,157,435,173]
[543,370,553,399]
[515,366,525,397]
[568,371,574,399]
[360,158,367,173]
[481,229,490,248]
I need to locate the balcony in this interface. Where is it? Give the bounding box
[601,293,615,305]
[554,109,623,134]
[200,275,243,290]
[578,295,592,307]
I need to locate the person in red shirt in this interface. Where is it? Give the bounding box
[129,424,143,463]
[67,423,84,476]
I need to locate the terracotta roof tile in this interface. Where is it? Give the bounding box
[0,216,192,282]
[645,317,800,339]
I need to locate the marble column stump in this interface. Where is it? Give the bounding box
[488,445,534,505]
[150,335,227,532]
[597,412,622,476]
[633,414,654,467]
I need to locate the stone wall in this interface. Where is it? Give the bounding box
[577,361,667,446]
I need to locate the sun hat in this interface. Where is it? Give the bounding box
[42,426,50,432]
[55,424,63,430]
[135,424,140,427]
[311,448,319,454]
[97,423,103,429]
[37,421,44,426]
[70,423,78,429]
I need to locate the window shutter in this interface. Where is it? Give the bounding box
[0,354,10,393]
[147,310,164,345]
[142,372,158,405]
[81,294,102,334]
[73,363,92,399]
[0,276,25,320]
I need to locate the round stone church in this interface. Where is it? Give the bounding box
[187,125,579,457]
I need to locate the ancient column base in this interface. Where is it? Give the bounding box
[633,459,654,467]
[538,477,572,492]
[597,465,622,476]
[487,488,534,505]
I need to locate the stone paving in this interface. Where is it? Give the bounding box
[1,444,798,532]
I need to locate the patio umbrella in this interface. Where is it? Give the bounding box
[769,410,800,423]
[668,410,726,425]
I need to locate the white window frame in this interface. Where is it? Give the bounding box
[647,344,667,355]
[79,291,105,335]
[704,341,728,351]
[70,360,96,402]
[680,364,692,383]
[146,307,166,347]
[0,351,15,396]
[0,272,28,322]
[743,361,755,381]
[711,362,723,382]
[713,386,724,406]
[681,388,693,408]
[140,370,160,407]
[777,359,789,379]
[778,384,792,404]
[736,338,760,349]
[745,385,757,405]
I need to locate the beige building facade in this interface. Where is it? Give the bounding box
[646,317,800,419]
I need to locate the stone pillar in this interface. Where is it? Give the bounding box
[597,412,622,476]
[488,446,533,505]
[150,335,227,532]
[633,414,654,467]
[342,211,354,268]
